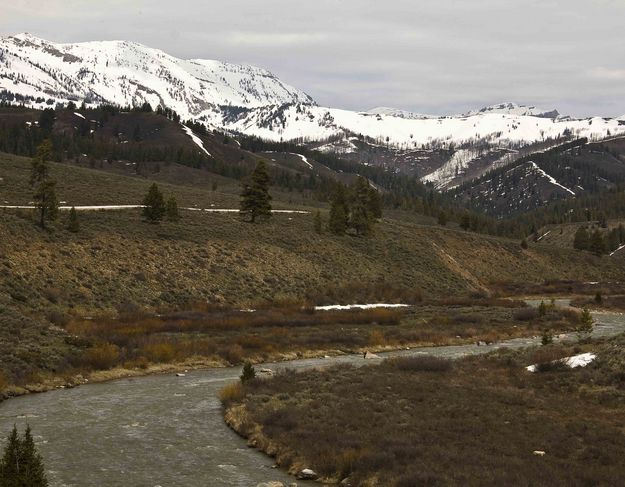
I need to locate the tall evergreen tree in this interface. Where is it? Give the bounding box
[367,186,382,220]
[590,230,606,256]
[240,161,272,223]
[30,140,58,229]
[328,183,348,235]
[573,227,590,251]
[0,425,48,487]
[19,426,47,486]
[142,183,166,223]
[165,196,180,222]
[349,176,373,235]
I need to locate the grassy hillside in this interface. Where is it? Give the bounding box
[2,150,625,394]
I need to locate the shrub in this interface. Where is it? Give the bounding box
[81,343,120,370]
[0,371,9,392]
[385,356,452,372]
[142,342,176,363]
[240,361,256,383]
[513,308,539,321]
[219,382,245,405]
[222,344,244,364]
[368,330,386,347]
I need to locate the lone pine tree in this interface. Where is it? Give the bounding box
[142,183,166,223]
[31,140,58,229]
[240,161,272,223]
[0,425,48,487]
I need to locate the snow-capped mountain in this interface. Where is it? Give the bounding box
[464,102,560,119]
[1,33,624,157]
[0,33,313,117]
[362,107,435,120]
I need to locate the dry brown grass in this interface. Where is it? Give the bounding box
[232,336,625,486]
[219,382,245,406]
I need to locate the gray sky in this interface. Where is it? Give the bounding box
[2,0,624,117]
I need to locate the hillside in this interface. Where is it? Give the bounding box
[452,137,625,217]
[2,151,624,318]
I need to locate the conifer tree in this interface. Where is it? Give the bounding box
[437,211,448,226]
[367,186,382,220]
[240,361,256,383]
[0,426,21,484]
[349,177,373,235]
[67,206,79,233]
[165,196,180,222]
[573,227,590,251]
[590,230,606,256]
[19,426,47,486]
[240,161,272,223]
[0,425,48,487]
[577,308,594,341]
[142,183,166,223]
[329,183,348,235]
[31,140,58,229]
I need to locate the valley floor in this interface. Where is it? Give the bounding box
[224,328,625,486]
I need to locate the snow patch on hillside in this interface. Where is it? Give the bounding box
[528,161,576,196]
[182,126,211,157]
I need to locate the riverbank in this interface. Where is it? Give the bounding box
[224,330,625,486]
[0,299,581,405]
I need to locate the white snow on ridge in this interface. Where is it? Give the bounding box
[421,148,485,189]
[315,303,410,311]
[1,33,624,149]
[182,126,212,157]
[610,244,625,257]
[528,162,576,196]
[291,153,313,169]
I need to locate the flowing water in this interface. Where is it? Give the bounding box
[1,302,624,486]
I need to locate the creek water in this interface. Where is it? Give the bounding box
[1,302,623,486]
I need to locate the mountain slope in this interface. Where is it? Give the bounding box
[1,33,623,152]
[0,33,313,116]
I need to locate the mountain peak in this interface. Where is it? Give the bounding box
[466,102,560,119]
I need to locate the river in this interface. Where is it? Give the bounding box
[1,302,623,486]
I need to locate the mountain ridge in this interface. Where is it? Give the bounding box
[1,33,624,174]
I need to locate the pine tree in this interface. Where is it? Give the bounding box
[577,308,594,341]
[313,210,323,234]
[538,300,547,317]
[67,207,79,233]
[590,230,606,256]
[142,183,166,223]
[573,227,590,250]
[349,177,373,235]
[328,184,348,235]
[0,425,48,487]
[165,196,180,222]
[31,140,59,229]
[0,426,21,485]
[240,361,256,383]
[367,186,382,220]
[19,426,47,487]
[437,211,448,226]
[240,161,272,223]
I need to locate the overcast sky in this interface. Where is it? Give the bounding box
[2,0,624,117]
